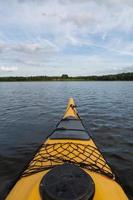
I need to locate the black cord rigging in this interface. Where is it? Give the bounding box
[22,142,115,180]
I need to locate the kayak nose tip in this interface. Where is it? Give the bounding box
[68,97,75,105]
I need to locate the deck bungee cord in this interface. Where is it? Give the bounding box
[6,98,128,200]
[22,142,115,179]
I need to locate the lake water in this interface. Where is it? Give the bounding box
[0,81,133,199]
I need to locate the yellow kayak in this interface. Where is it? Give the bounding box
[6,98,128,200]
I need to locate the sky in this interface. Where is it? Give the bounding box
[0,0,133,76]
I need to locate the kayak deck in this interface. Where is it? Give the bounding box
[6,98,128,200]
[22,141,114,179]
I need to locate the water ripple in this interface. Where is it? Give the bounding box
[0,81,133,199]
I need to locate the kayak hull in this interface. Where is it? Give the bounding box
[6,98,128,200]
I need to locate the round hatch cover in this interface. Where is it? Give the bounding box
[40,163,95,200]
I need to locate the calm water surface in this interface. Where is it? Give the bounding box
[0,82,133,199]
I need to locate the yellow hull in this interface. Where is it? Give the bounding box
[6,98,128,200]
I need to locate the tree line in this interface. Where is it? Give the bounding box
[0,72,133,81]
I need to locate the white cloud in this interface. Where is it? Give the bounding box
[0,40,59,53]
[1,0,133,36]
[0,0,133,75]
[0,66,18,72]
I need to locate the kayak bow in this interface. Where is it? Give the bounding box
[6,98,128,200]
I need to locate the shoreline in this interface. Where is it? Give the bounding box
[0,80,133,82]
[0,72,133,81]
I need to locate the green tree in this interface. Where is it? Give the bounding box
[61,74,69,79]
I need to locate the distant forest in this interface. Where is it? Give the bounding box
[0,72,133,81]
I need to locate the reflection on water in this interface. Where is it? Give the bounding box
[0,81,133,199]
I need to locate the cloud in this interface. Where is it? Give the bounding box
[0,66,18,72]
[0,0,133,75]
[0,40,59,55]
[13,41,58,54]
